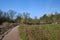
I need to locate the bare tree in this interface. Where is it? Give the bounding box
[22,12,30,24]
[7,10,16,20]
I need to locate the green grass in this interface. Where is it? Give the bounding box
[41,24,60,40]
[18,26,28,40]
[19,24,60,40]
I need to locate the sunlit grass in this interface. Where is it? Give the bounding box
[19,24,60,40]
[18,26,28,40]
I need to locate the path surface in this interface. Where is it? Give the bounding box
[2,26,20,40]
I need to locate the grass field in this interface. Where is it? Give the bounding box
[19,24,60,40]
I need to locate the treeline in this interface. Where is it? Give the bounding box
[40,12,60,24]
[0,9,60,25]
[16,12,60,24]
[0,10,16,24]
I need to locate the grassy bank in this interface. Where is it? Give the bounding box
[18,24,60,40]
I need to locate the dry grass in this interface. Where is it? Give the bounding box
[19,24,60,40]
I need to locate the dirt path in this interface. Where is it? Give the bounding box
[2,26,21,40]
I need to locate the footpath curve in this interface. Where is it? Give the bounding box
[2,26,21,40]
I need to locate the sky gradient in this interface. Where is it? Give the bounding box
[0,0,60,18]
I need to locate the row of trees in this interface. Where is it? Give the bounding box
[0,9,60,25]
[40,12,60,24]
[16,12,60,24]
[0,10,16,24]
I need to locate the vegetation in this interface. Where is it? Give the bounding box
[19,24,60,40]
[0,9,60,24]
[18,26,28,40]
[0,9,17,35]
[0,10,16,24]
[0,9,60,40]
[15,12,60,24]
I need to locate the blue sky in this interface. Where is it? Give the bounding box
[0,0,60,18]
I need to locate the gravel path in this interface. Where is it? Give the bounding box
[2,26,21,40]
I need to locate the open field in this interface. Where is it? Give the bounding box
[19,24,60,40]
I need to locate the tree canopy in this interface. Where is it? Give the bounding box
[0,9,60,25]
